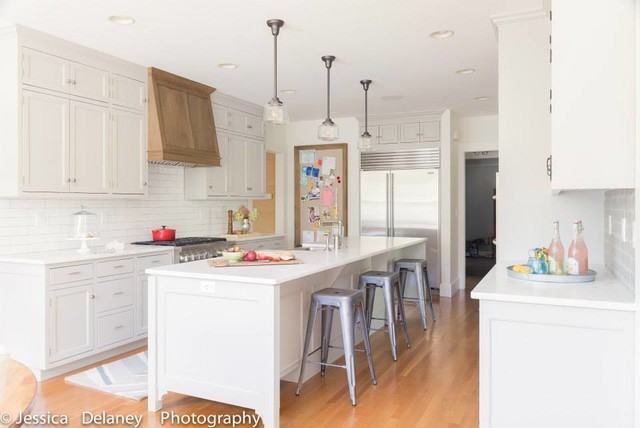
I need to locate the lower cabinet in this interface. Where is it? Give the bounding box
[241,237,285,252]
[135,274,149,336]
[49,284,94,363]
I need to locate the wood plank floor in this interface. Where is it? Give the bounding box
[30,277,481,427]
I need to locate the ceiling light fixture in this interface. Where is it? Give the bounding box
[280,89,297,94]
[430,30,454,39]
[456,68,476,75]
[475,96,490,101]
[218,63,238,69]
[263,19,289,125]
[359,79,373,151]
[318,55,339,141]
[108,15,135,25]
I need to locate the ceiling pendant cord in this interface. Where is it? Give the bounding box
[326,58,331,121]
[264,19,288,124]
[271,20,279,104]
[359,79,373,151]
[318,55,338,140]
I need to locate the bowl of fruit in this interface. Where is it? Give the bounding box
[222,246,245,262]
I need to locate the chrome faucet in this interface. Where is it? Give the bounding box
[321,220,343,250]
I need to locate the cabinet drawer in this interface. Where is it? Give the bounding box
[49,263,93,286]
[97,310,134,348]
[95,277,134,313]
[136,253,172,272]
[97,258,134,277]
[253,239,285,250]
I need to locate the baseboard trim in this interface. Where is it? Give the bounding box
[440,282,452,297]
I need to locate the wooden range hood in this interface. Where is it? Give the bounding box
[147,67,221,167]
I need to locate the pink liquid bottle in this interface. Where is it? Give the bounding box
[548,221,565,274]
[566,220,589,275]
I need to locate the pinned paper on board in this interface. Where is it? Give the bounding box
[311,167,320,178]
[321,156,336,175]
[308,206,321,224]
[300,150,316,164]
[302,230,315,243]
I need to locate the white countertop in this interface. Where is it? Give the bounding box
[471,261,636,311]
[221,233,285,242]
[0,245,174,265]
[146,236,427,285]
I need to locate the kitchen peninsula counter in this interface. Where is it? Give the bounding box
[146,236,428,428]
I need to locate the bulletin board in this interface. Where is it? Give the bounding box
[294,144,348,247]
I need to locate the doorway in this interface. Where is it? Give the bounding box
[464,151,498,276]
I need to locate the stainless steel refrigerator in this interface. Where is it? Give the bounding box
[360,149,440,287]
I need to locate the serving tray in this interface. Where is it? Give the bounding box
[208,258,303,268]
[506,266,597,283]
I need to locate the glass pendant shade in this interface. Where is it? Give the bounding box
[318,118,339,141]
[359,131,373,151]
[263,98,289,124]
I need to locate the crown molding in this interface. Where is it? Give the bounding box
[212,91,262,116]
[0,23,17,40]
[490,0,550,36]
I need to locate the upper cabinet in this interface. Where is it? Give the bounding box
[550,2,635,190]
[359,115,442,149]
[0,25,148,197]
[214,104,263,138]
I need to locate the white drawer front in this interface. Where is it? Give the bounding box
[136,253,172,272]
[49,263,93,286]
[254,239,285,250]
[97,258,134,277]
[97,310,134,348]
[95,277,134,313]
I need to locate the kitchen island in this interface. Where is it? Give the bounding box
[145,236,428,428]
[471,261,635,428]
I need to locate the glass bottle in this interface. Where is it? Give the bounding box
[548,221,565,274]
[566,220,589,275]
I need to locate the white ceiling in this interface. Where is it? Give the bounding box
[2,0,542,121]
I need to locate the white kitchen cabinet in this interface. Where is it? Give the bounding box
[69,62,109,102]
[207,132,229,196]
[245,114,263,138]
[228,135,246,196]
[111,73,146,111]
[21,90,69,192]
[111,108,147,194]
[135,275,149,336]
[361,124,400,145]
[239,236,286,252]
[550,1,635,190]
[245,139,265,196]
[400,122,421,142]
[49,284,94,363]
[400,121,440,143]
[22,48,70,93]
[69,100,110,194]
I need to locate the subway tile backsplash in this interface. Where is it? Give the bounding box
[604,189,635,292]
[0,165,243,256]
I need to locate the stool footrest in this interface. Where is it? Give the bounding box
[306,360,347,370]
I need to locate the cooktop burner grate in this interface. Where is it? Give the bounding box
[131,237,227,247]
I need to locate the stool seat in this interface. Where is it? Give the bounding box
[296,287,376,406]
[393,258,436,330]
[394,259,427,269]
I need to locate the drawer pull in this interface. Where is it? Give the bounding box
[113,325,124,330]
[68,271,82,275]
[151,260,161,264]
[113,291,125,296]
[113,265,125,269]
[90,295,95,299]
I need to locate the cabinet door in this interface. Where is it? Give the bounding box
[22,48,70,94]
[419,121,440,142]
[228,135,247,195]
[22,90,69,192]
[135,275,148,336]
[378,124,399,144]
[207,132,229,195]
[245,139,265,196]
[111,74,146,110]
[69,100,110,193]
[400,123,421,142]
[49,284,94,363]
[246,114,263,137]
[112,109,147,194]
[69,62,109,102]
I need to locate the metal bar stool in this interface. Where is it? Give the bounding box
[296,287,377,406]
[394,258,436,331]
[358,271,411,361]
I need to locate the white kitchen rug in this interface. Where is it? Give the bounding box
[65,351,148,400]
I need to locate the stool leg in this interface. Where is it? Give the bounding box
[395,280,411,348]
[397,268,408,320]
[424,266,436,322]
[364,284,375,332]
[320,305,334,377]
[413,267,428,330]
[340,302,358,406]
[357,298,377,385]
[296,300,318,396]
[382,281,399,361]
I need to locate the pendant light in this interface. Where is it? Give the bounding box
[317,55,339,141]
[263,19,289,125]
[359,79,373,151]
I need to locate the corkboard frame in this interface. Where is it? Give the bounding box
[294,144,348,247]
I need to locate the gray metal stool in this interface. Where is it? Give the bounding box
[394,258,436,331]
[296,287,376,406]
[358,271,411,362]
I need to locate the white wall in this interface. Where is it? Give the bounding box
[0,165,244,255]
[497,17,604,264]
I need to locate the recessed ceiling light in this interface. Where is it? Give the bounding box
[430,30,454,39]
[475,96,490,101]
[456,68,476,75]
[381,95,403,101]
[108,15,135,25]
[217,63,238,69]
[280,89,297,94]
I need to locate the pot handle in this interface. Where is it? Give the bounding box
[161,225,166,229]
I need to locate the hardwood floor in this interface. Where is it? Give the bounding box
[30,277,482,427]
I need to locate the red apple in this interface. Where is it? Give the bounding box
[244,250,257,261]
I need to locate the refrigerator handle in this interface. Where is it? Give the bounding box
[385,173,391,236]
[389,172,395,237]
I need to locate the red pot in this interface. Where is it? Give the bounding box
[152,226,176,241]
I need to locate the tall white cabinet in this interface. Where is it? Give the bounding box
[0,24,148,197]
